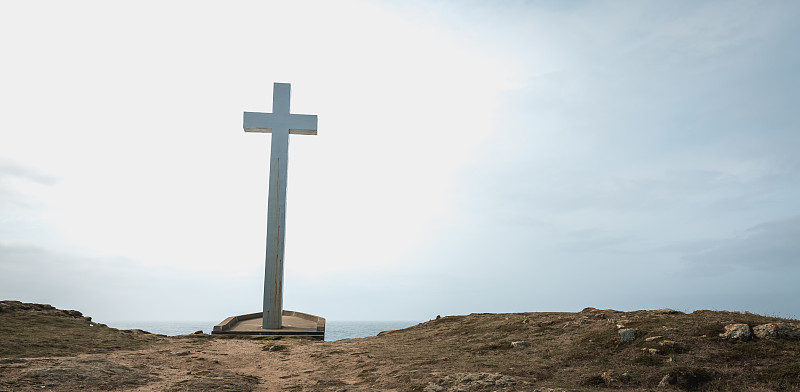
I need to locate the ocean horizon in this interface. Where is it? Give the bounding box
[105,320,421,341]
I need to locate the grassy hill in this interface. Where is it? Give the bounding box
[1,300,799,391]
[364,308,800,391]
[0,300,160,358]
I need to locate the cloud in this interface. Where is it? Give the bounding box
[0,159,59,186]
[0,159,59,210]
[683,216,800,274]
[2,0,800,322]
[0,242,261,322]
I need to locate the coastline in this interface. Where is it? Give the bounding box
[103,320,422,341]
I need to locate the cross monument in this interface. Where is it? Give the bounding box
[243,83,317,329]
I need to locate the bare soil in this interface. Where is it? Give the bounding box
[1,301,799,391]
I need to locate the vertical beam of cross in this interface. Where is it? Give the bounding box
[243,83,317,329]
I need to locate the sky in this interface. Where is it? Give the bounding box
[1,0,799,324]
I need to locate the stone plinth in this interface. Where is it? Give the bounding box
[212,310,325,340]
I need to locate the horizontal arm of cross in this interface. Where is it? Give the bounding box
[244,112,318,135]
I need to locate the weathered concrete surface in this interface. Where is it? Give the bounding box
[212,310,325,339]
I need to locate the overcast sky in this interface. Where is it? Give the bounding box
[1,0,799,324]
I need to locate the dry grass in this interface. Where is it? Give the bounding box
[0,306,161,358]
[2,301,800,391]
[331,308,800,391]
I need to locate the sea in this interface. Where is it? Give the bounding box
[104,320,421,341]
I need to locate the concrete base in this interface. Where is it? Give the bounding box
[212,310,325,340]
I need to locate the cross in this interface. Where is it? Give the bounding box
[244,82,317,330]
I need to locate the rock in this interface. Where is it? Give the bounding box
[618,328,637,343]
[752,322,799,339]
[720,324,752,341]
[790,325,800,340]
[753,323,781,339]
[645,335,663,342]
[511,341,530,348]
[170,350,191,356]
[193,330,204,334]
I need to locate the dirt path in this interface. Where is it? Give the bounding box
[121,338,336,391]
[1,329,411,392]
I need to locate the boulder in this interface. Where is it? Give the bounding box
[753,322,800,339]
[754,323,784,339]
[618,328,637,343]
[720,324,751,341]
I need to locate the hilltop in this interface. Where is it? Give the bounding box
[1,300,799,391]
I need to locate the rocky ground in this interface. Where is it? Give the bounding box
[1,300,799,391]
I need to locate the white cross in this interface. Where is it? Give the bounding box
[244,83,317,329]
